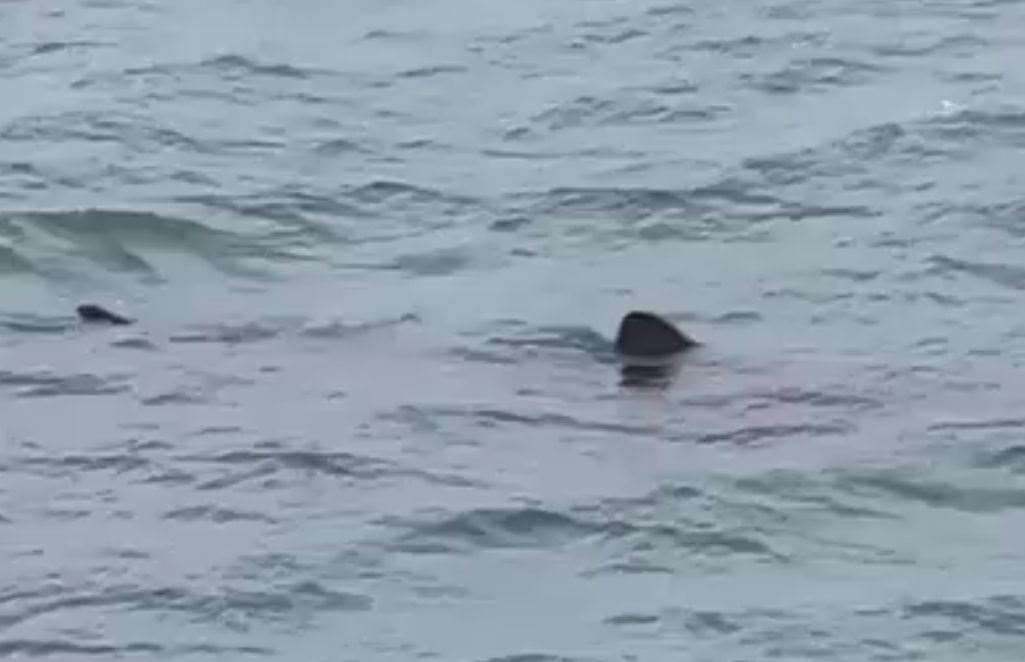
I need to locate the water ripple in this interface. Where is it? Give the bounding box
[0,640,163,656]
[744,57,886,94]
[696,422,853,445]
[0,110,201,151]
[485,323,615,362]
[0,369,131,398]
[178,448,390,481]
[928,254,1025,291]
[408,405,656,436]
[389,507,602,553]
[840,470,1025,513]
[904,596,1025,636]
[4,208,266,280]
[163,505,277,524]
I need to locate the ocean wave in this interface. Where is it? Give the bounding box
[0,368,131,398]
[1,208,269,281]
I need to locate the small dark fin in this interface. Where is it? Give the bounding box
[76,303,134,326]
[614,310,697,357]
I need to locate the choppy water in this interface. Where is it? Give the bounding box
[3,0,1025,659]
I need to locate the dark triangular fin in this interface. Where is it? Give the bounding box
[614,311,696,357]
[76,303,134,326]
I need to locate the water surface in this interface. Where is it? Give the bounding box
[3,1,1025,660]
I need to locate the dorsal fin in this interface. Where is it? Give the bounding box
[614,311,696,356]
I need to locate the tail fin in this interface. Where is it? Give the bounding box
[76,303,134,326]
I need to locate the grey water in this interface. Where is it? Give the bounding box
[3,0,1025,659]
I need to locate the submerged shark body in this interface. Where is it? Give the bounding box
[75,304,698,386]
